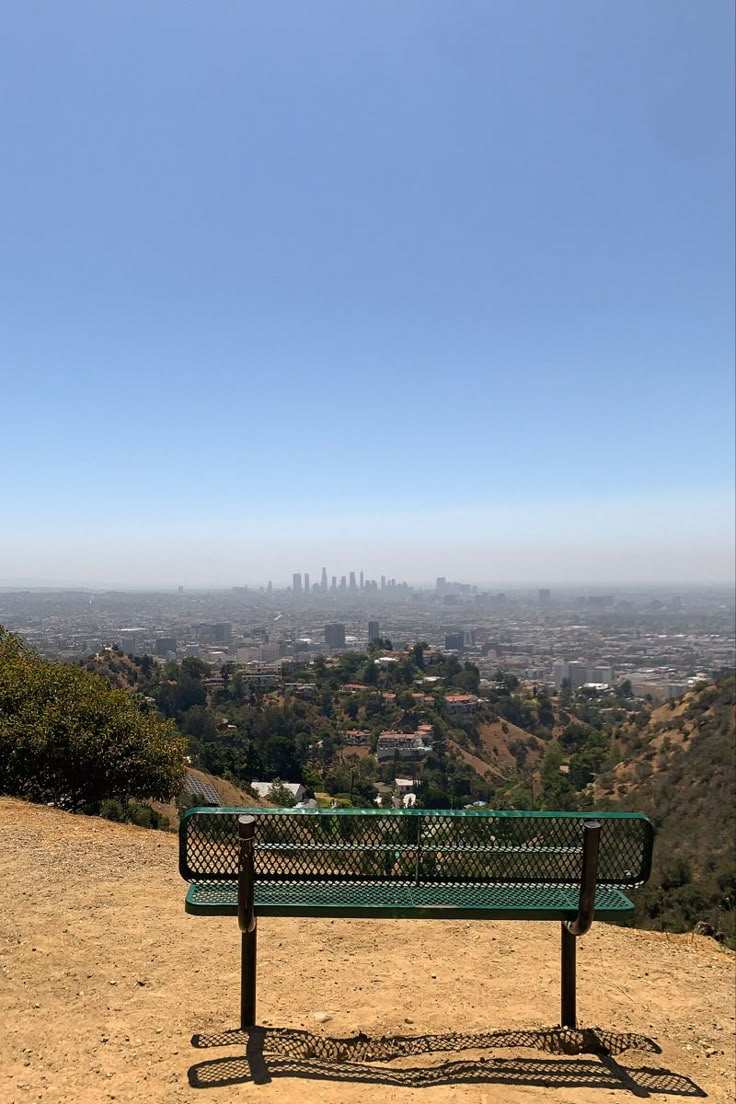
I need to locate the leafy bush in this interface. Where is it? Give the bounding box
[127,800,170,829]
[99,797,126,822]
[99,797,170,830]
[0,628,187,809]
[266,780,298,807]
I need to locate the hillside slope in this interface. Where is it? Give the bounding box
[1,798,734,1104]
[597,676,735,939]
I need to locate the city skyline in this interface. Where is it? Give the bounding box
[2,485,733,589]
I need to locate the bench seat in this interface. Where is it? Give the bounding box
[186,879,635,920]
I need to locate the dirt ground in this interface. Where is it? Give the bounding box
[1,797,734,1104]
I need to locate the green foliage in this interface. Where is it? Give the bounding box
[539,743,578,811]
[536,694,555,729]
[322,757,378,805]
[604,675,735,943]
[99,796,170,830]
[99,797,125,822]
[156,673,207,718]
[265,780,298,807]
[0,627,187,810]
[567,731,610,788]
[126,800,170,829]
[361,660,379,686]
[559,722,593,754]
[453,662,481,693]
[182,705,219,742]
[181,657,210,680]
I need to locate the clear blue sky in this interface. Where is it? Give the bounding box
[1,1,733,586]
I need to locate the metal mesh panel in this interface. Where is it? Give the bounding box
[186,880,634,915]
[180,808,652,889]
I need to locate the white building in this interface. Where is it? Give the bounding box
[376,732,430,762]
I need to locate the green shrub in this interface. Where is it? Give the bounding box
[100,798,126,822]
[0,627,187,810]
[126,801,155,828]
[99,797,169,830]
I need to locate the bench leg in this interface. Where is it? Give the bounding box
[241,922,257,1029]
[238,814,258,1029]
[560,922,577,1028]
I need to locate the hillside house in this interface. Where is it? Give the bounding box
[445,693,481,717]
[376,731,431,762]
[341,729,371,747]
[283,682,314,699]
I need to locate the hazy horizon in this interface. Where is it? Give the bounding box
[1,579,734,593]
[2,3,733,588]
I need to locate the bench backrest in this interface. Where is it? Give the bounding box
[180,807,653,889]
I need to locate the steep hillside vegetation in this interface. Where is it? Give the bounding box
[598,676,735,942]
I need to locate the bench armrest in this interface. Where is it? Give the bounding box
[565,819,601,937]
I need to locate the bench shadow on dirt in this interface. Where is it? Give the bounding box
[187,1025,706,1097]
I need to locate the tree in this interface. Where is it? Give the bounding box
[0,628,187,809]
[397,659,415,686]
[182,705,219,743]
[137,654,155,679]
[559,678,572,705]
[335,653,364,682]
[537,695,555,729]
[232,670,248,704]
[453,662,480,693]
[181,657,210,680]
[539,742,578,811]
[156,672,206,717]
[259,729,307,779]
[559,723,593,754]
[495,671,520,693]
[266,780,298,807]
[362,660,378,687]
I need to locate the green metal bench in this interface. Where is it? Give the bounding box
[179,806,653,1030]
